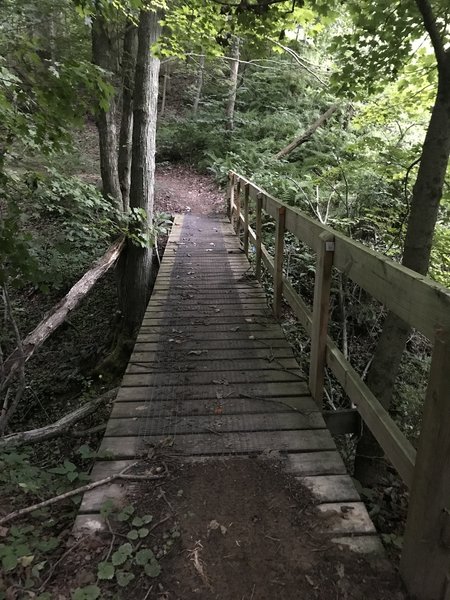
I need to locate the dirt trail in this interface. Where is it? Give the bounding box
[155,164,225,216]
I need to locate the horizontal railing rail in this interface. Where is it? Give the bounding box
[227,170,450,599]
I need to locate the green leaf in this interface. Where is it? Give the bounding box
[144,560,161,578]
[116,570,135,587]
[138,528,149,538]
[71,585,101,600]
[2,553,18,572]
[117,505,135,522]
[97,561,115,580]
[131,516,143,527]
[135,548,155,566]
[100,499,115,518]
[126,529,139,541]
[112,543,133,566]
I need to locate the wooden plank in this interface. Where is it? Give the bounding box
[105,412,327,436]
[285,451,346,476]
[138,323,283,334]
[273,206,286,318]
[130,347,295,363]
[126,358,300,374]
[309,231,334,408]
[331,536,384,555]
[316,502,376,535]
[141,316,273,325]
[98,429,337,458]
[116,381,311,401]
[298,475,360,503]
[135,330,285,342]
[121,369,305,387]
[111,396,318,418]
[326,339,415,487]
[133,339,294,351]
[400,329,450,600]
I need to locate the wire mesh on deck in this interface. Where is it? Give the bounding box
[136,213,302,457]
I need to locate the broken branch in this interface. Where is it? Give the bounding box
[0,387,118,449]
[275,105,338,159]
[0,461,167,525]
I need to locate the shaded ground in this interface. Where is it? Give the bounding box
[155,163,225,215]
[51,458,407,599]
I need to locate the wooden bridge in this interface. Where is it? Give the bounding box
[76,172,450,600]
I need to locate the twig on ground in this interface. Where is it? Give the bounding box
[0,462,167,525]
[39,535,87,591]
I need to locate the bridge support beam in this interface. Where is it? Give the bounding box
[400,329,450,600]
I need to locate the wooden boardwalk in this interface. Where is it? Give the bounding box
[75,214,382,553]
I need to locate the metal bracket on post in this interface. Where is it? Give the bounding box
[309,231,335,408]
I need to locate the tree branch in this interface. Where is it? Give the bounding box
[0,462,167,526]
[0,388,118,449]
[415,0,447,68]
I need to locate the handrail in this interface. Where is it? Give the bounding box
[227,170,450,599]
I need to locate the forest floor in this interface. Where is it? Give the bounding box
[50,458,407,600]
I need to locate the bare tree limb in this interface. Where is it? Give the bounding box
[1,238,124,389]
[275,105,338,159]
[0,388,118,449]
[0,462,167,525]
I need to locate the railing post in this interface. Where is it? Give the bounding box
[227,172,234,220]
[243,183,249,256]
[273,206,286,319]
[309,231,334,408]
[400,328,450,600]
[255,192,263,279]
[234,180,241,234]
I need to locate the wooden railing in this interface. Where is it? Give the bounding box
[227,171,450,600]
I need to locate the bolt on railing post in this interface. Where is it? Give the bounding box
[255,192,263,279]
[273,206,286,319]
[400,328,450,600]
[243,183,249,256]
[309,231,335,408]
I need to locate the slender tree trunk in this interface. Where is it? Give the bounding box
[193,54,205,116]
[120,8,161,338]
[160,62,170,116]
[225,36,240,131]
[118,20,138,212]
[354,52,450,485]
[91,13,122,210]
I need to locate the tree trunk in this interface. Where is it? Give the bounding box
[91,13,122,210]
[225,36,240,131]
[118,20,138,212]
[354,52,450,486]
[120,8,161,338]
[193,54,205,116]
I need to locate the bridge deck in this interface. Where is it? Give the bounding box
[75,213,381,553]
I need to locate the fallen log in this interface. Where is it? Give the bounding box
[0,387,118,449]
[1,238,125,387]
[275,105,338,159]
